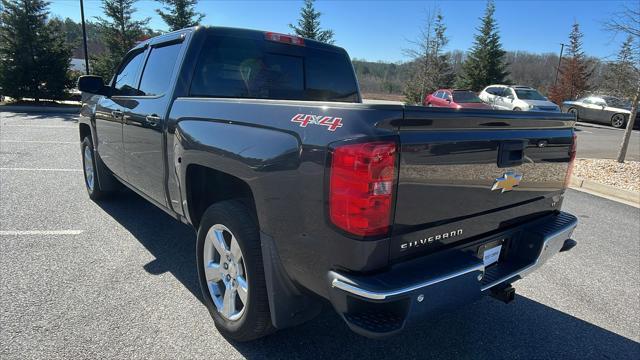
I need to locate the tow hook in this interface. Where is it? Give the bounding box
[490,284,516,304]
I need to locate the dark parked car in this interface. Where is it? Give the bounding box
[77,26,578,341]
[562,95,637,128]
[424,89,493,109]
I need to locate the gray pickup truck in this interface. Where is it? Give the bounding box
[77,26,578,341]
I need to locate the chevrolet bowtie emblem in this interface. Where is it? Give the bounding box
[492,171,522,193]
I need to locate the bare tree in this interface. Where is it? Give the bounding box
[605,4,640,163]
[403,8,453,104]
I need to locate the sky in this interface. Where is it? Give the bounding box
[48,0,637,63]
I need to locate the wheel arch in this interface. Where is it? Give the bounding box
[79,123,91,143]
[184,164,258,230]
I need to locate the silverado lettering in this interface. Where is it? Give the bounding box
[400,229,464,251]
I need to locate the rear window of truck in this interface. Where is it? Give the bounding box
[189,35,359,102]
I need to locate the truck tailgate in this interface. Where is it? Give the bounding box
[391,108,575,260]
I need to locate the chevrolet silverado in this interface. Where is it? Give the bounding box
[77,26,578,341]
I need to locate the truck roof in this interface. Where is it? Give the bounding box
[135,26,348,55]
[203,26,348,54]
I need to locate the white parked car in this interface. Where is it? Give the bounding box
[479,85,560,112]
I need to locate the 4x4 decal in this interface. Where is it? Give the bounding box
[291,114,343,131]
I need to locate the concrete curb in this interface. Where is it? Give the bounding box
[0,105,80,114]
[570,176,640,207]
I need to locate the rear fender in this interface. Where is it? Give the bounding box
[174,119,301,232]
[174,119,323,328]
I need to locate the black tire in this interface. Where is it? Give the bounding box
[196,200,273,341]
[611,113,626,128]
[513,107,522,111]
[81,136,110,200]
[567,107,578,120]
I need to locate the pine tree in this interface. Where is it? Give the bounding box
[92,0,149,80]
[404,10,454,104]
[548,22,592,104]
[456,0,508,91]
[0,0,72,101]
[602,36,638,99]
[289,0,334,44]
[156,0,204,31]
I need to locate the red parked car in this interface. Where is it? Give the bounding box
[424,89,493,109]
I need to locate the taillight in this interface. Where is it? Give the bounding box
[329,141,397,237]
[264,32,305,46]
[564,133,577,188]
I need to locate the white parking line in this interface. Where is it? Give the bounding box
[0,140,77,144]
[0,167,82,172]
[0,230,84,236]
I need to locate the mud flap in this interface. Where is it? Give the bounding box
[260,232,322,329]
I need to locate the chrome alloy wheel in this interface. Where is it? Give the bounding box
[612,114,625,128]
[83,145,95,191]
[203,224,248,321]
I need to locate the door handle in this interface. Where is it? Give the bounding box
[145,114,161,126]
[111,110,123,118]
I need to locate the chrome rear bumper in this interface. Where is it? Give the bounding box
[327,212,578,337]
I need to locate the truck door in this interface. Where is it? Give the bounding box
[122,37,185,207]
[94,48,146,179]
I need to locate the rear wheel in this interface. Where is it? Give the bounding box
[513,107,522,111]
[611,114,626,128]
[196,200,273,341]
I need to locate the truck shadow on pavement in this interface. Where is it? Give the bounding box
[0,111,78,122]
[97,189,639,360]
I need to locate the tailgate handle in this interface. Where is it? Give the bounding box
[497,141,525,168]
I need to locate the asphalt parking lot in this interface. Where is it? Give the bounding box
[1,111,639,359]
[575,122,640,161]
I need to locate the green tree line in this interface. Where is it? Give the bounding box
[1,0,636,108]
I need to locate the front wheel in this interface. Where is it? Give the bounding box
[513,107,522,111]
[196,200,273,341]
[81,136,111,200]
[611,114,626,128]
[568,107,578,119]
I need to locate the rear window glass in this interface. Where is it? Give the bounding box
[189,36,358,102]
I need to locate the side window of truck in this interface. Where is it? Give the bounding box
[138,43,183,96]
[113,50,145,96]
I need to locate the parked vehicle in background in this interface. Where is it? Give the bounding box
[562,95,637,128]
[76,26,578,341]
[479,85,560,112]
[424,89,493,109]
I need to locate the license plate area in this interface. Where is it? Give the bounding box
[478,238,506,267]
